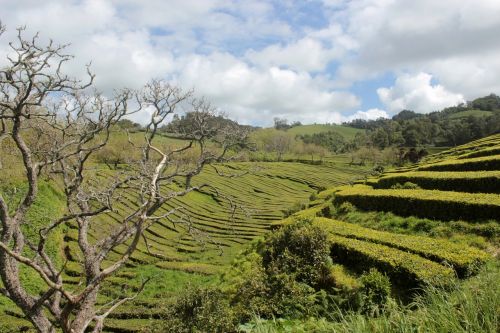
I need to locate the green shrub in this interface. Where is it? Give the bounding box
[359,269,392,317]
[262,220,331,288]
[390,181,420,189]
[282,201,307,217]
[314,217,488,277]
[377,171,500,193]
[333,185,500,221]
[155,285,236,333]
[328,234,454,288]
[418,154,500,171]
[337,202,356,215]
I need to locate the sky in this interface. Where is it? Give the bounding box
[1,0,500,126]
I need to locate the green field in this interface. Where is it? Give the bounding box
[447,109,493,119]
[285,124,363,139]
[0,157,369,332]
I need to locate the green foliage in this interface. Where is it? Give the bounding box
[299,130,347,153]
[328,234,455,288]
[262,220,331,288]
[377,170,500,193]
[153,285,236,333]
[222,222,342,322]
[282,201,307,218]
[314,217,488,277]
[389,181,420,189]
[334,185,500,221]
[240,263,500,333]
[358,269,392,317]
[419,154,500,171]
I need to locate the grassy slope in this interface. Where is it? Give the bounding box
[256,134,500,332]
[0,153,369,332]
[447,109,493,119]
[285,124,363,139]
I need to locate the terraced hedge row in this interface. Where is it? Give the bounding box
[314,218,488,276]
[456,145,500,160]
[333,185,500,221]
[418,155,500,171]
[328,234,454,288]
[375,171,500,193]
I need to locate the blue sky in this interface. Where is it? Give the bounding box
[1,0,500,125]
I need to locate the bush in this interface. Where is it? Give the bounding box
[337,202,356,215]
[262,220,331,288]
[282,201,307,217]
[155,285,236,333]
[359,268,392,317]
[390,181,420,190]
[334,185,500,221]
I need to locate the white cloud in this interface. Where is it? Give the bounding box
[377,72,465,113]
[331,0,500,99]
[175,52,360,125]
[345,108,389,121]
[246,38,332,72]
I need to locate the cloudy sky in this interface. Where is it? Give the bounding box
[1,0,499,125]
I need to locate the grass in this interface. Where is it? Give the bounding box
[241,261,500,333]
[285,124,364,139]
[447,109,493,119]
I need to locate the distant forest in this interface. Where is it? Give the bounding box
[343,94,500,149]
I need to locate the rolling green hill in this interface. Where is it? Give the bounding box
[0,156,369,332]
[273,133,499,305]
[285,124,363,139]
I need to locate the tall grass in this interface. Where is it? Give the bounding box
[242,261,500,333]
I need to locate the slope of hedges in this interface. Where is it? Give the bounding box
[374,171,500,193]
[314,218,488,276]
[333,185,500,221]
[328,234,454,288]
[418,155,500,171]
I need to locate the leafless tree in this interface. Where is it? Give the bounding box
[0,24,248,333]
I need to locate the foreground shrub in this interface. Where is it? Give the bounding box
[154,286,236,333]
[358,269,392,317]
[262,219,331,288]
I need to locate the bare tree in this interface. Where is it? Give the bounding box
[0,24,248,333]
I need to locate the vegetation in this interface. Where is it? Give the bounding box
[344,95,500,148]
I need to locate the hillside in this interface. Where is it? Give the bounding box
[259,134,499,331]
[285,124,363,140]
[343,94,500,149]
[0,154,369,332]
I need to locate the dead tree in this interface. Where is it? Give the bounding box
[0,24,248,333]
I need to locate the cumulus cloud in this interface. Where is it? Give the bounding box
[332,0,500,99]
[175,52,360,125]
[246,38,332,72]
[345,108,389,121]
[377,73,465,113]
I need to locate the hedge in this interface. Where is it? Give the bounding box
[314,218,488,277]
[333,185,500,221]
[375,171,500,193]
[457,145,500,160]
[328,234,454,288]
[418,155,500,171]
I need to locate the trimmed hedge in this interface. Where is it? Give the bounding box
[375,171,500,193]
[418,155,500,171]
[328,234,454,288]
[314,218,488,277]
[333,185,500,221]
[457,145,500,160]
